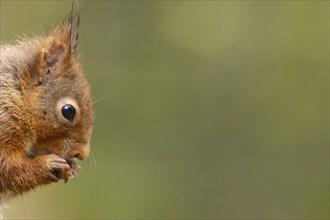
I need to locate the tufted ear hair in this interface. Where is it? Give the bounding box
[67,1,80,54]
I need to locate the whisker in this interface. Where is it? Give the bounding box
[93,94,112,107]
[88,152,93,172]
[94,149,105,162]
[91,151,98,170]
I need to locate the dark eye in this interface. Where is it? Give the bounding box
[61,104,76,121]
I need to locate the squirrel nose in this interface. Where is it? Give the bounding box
[70,145,90,160]
[74,153,83,160]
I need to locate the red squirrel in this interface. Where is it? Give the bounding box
[0,1,94,204]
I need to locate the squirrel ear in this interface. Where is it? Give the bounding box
[35,1,79,74]
[67,1,80,54]
[41,42,65,68]
[40,41,66,69]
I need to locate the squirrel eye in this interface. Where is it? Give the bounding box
[61,104,76,121]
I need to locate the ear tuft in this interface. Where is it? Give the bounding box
[68,1,80,54]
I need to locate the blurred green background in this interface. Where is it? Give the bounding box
[1,0,329,219]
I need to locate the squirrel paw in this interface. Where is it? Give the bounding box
[41,154,70,182]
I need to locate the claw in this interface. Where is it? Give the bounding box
[63,158,80,183]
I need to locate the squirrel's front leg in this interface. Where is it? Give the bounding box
[0,148,70,194]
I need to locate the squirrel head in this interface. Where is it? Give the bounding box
[25,2,94,161]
